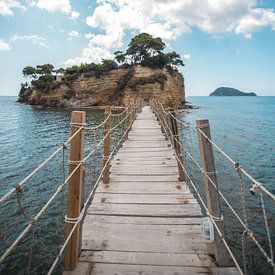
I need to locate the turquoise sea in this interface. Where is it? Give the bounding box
[0,96,274,274]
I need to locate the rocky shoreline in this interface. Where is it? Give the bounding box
[19,65,185,109]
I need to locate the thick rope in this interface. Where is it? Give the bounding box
[47,103,139,274]
[151,99,274,270]
[0,101,141,266]
[196,127,274,201]
[0,126,84,205]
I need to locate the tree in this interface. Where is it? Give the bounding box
[36,64,54,75]
[23,66,38,78]
[126,33,166,64]
[166,51,184,69]
[101,59,118,71]
[114,51,126,64]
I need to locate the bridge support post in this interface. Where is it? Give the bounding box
[170,112,185,181]
[65,111,86,271]
[196,119,232,266]
[126,103,133,139]
[103,106,111,185]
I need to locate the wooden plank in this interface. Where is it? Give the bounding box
[87,203,203,217]
[96,181,189,193]
[118,147,172,153]
[109,175,179,182]
[88,263,212,275]
[110,166,178,172]
[78,251,216,267]
[82,238,212,254]
[63,262,91,275]
[82,222,204,236]
[115,151,174,157]
[84,215,204,225]
[114,156,176,162]
[111,161,176,166]
[93,193,196,204]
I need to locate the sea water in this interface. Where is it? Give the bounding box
[0,96,274,274]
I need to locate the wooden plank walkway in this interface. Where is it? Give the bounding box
[65,106,238,275]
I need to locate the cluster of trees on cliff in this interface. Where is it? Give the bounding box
[21,33,184,92]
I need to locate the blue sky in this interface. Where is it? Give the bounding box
[0,0,275,96]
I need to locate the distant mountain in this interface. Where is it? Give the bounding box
[210,87,257,96]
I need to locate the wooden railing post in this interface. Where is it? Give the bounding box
[103,106,111,185]
[125,106,131,139]
[170,111,185,181]
[64,111,86,271]
[196,119,231,266]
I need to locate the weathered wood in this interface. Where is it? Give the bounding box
[79,251,216,267]
[196,119,232,267]
[92,193,195,204]
[88,264,213,275]
[87,203,202,216]
[82,237,212,254]
[64,111,86,271]
[84,215,204,225]
[68,107,229,274]
[170,111,185,181]
[103,106,111,185]
[109,175,182,182]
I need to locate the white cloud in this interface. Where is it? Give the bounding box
[236,8,275,37]
[84,33,93,39]
[64,0,275,65]
[0,0,26,16]
[0,39,11,51]
[183,54,191,60]
[70,10,79,20]
[64,43,113,66]
[36,0,79,20]
[36,0,70,13]
[68,31,80,38]
[10,35,49,48]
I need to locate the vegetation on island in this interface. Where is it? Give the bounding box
[20,33,184,95]
[210,87,257,96]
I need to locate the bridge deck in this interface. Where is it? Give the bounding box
[66,106,236,274]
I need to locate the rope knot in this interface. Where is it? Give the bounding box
[235,162,242,174]
[15,184,24,193]
[68,160,84,166]
[250,182,261,195]
[65,214,81,224]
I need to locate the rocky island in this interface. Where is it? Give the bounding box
[18,33,185,109]
[210,87,257,96]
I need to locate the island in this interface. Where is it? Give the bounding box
[209,87,257,96]
[18,33,185,109]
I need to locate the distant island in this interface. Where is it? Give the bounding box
[210,87,257,96]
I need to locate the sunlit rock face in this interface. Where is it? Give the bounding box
[18,66,185,109]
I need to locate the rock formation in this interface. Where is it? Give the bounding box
[18,66,185,109]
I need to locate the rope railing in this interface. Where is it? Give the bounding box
[0,126,84,205]
[0,101,141,271]
[196,127,274,201]
[47,102,139,274]
[150,99,275,275]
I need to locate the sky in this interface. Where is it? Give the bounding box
[0,0,275,96]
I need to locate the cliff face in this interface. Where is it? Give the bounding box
[18,66,185,108]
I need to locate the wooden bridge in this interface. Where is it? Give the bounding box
[64,106,239,275]
[2,100,273,275]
